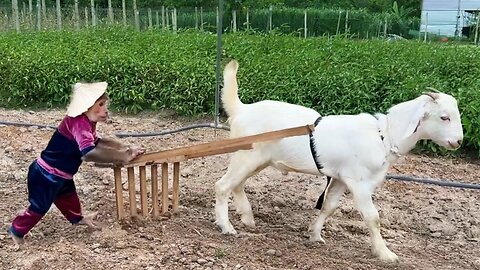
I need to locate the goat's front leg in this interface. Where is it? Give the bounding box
[309,178,346,243]
[350,184,398,262]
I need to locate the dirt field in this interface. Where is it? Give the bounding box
[0,108,479,270]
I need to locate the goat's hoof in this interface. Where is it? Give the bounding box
[215,220,237,235]
[240,216,256,228]
[377,250,399,263]
[221,227,237,235]
[309,234,326,244]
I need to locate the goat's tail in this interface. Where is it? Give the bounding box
[222,59,243,117]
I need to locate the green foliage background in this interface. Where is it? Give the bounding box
[0,27,478,152]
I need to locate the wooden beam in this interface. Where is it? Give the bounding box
[151,164,159,217]
[161,163,169,214]
[139,166,148,217]
[127,167,137,217]
[113,167,125,219]
[124,124,313,167]
[172,162,180,212]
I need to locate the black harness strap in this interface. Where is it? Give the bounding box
[315,176,331,210]
[309,116,323,172]
[309,116,330,210]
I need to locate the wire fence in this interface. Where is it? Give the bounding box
[0,2,423,40]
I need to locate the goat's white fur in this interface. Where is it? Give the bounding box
[215,60,464,262]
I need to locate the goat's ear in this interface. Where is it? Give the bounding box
[402,101,428,139]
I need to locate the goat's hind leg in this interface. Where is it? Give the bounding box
[215,151,267,234]
[309,177,346,243]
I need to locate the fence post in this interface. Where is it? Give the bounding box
[200,6,203,31]
[246,8,249,30]
[55,0,61,30]
[41,0,45,18]
[74,0,79,30]
[232,9,236,32]
[133,0,139,31]
[108,0,113,24]
[344,10,349,34]
[12,0,20,32]
[195,6,198,29]
[166,7,169,29]
[173,8,177,33]
[148,8,152,29]
[474,10,479,45]
[268,5,272,32]
[156,10,159,28]
[383,16,388,37]
[28,0,32,28]
[304,9,307,38]
[336,10,342,35]
[90,0,96,27]
[161,6,165,29]
[84,6,88,27]
[424,12,428,42]
[122,0,126,26]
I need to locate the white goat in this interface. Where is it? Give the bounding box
[215,60,464,262]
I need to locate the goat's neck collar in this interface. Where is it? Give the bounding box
[376,113,420,161]
[375,114,401,161]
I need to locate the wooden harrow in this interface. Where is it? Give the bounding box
[111,125,314,220]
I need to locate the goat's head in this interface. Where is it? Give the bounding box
[402,88,463,150]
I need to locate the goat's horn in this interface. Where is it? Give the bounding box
[422,91,440,101]
[425,87,441,93]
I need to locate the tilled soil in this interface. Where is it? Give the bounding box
[0,108,479,270]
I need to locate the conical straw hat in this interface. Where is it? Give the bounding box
[66,82,107,117]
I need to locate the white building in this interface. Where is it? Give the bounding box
[420,0,480,37]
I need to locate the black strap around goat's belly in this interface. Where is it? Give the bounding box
[315,176,331,209]
[309,116,323,172]
[308,116,331,210]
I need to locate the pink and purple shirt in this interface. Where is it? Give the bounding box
[38,114,98,179]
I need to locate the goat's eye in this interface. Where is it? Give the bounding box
[440,116,450,121]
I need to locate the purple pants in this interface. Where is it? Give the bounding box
[9,161,83,238]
